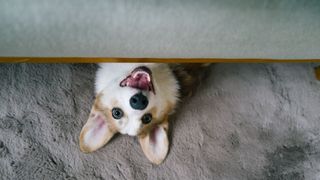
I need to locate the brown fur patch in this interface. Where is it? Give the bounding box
[315,66,320,81]
[93,95,118,132]
[138,106,159,138]
[138,102,173,138]
[169,63,211,99]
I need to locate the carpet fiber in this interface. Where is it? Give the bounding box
[1,63,320,179]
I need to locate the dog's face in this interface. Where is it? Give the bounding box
[79,63,179,164]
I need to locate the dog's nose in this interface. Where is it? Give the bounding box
[130,93,148,110]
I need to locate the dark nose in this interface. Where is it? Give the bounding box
[130,93,148,110]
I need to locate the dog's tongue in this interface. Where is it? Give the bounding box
[120,67,154,92]
[126,72,150,91]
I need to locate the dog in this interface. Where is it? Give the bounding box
[79,63,209,164]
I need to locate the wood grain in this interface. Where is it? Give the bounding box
[0,57,320,63]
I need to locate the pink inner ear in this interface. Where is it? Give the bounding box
[82,113,109,149]
[96,115,105,129]
[90,114,107,139]
[150,126,160,145]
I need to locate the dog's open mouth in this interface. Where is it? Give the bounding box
[120,66,155,93]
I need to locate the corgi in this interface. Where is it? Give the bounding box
[79,63,209,164]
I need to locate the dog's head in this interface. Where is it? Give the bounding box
[79,63,179,164]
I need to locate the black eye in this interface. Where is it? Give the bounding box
[141,113,152,124]
[112,108,123,119]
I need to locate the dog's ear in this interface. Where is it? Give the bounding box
[139,118,169,164]
[79,106,116,153]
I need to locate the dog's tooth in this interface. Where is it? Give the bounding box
[146,75,151,82]
[132,71,151,82]
[133,73,138,78]
[134,71,142,78]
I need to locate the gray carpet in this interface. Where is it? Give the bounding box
[0,63,320,180]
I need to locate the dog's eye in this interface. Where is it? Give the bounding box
[112,108,123,119]
[141,113,152,124]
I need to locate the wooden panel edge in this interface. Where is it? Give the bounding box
[0,57,320,63]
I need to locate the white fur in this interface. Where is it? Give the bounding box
[95,63,179,136]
